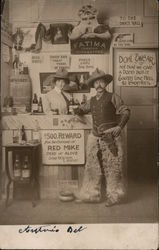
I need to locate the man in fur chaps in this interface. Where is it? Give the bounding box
[74,68,130,206]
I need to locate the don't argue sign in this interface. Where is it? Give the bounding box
[41,130,85,165]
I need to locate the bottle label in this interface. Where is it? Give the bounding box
[69,105,74,114]
[32,104,38,112]
[14,169,21,178]
[73,104,79,109]
[38,105,43,113]
[22,169,30,178]
[7,107,12,113]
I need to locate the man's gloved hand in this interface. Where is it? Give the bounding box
[73,107,84,115]
[111,126,122,137]
[101,126,122,140]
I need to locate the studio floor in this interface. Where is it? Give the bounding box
[0,180,158,225]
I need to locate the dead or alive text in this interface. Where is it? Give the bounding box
[18,225,87,234]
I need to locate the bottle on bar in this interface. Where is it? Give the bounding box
[18,62,23,74]
[21,125,27,142]
[38,97,43,113]
[13,154,21,180]
[8,96,14,112]
[75,75,80,90]
[22,155,30,179]
[32,119,41,143]
[3,96,8,112]
[23,61,29,74]
[68,94,74,114]
[79,74,84,89]
[81,94,87,105]
[74,99,80,109]
[32,93,38,113]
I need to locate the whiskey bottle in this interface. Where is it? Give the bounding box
[74,99,80,109]
[22,155,30,179]
[18,62,23,74]
[7,96,14,112]
[13,154,21,179]
[75,75,80,90]
[68,95,74,114]
[32,94,38,113]
[38,97,43,113]
[79,74,84,89]
[21,125,27,142]
[81,94,87,105]
[23,61,29,74]
[3,96,8,112]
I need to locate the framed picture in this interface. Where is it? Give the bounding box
[39,71,90,94]
[39,73,55,93]
[50,23,73,44]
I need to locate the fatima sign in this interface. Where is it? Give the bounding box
[70,38,111,54]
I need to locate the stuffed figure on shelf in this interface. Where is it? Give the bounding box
[69,4,112,41]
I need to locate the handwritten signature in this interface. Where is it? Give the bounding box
[19,225,87,234]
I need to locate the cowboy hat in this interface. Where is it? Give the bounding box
[87,68,113,88]
[54,68,70,84]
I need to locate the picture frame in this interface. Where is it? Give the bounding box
[39,71,90,94]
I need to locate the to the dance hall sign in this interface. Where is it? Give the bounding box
[41,130,85,165]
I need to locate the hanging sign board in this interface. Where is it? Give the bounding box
[109,16,142,27]
[41,130,85,165]
[31,55,44,64]
[70,38,111,54]
[72,56,94,71]
[117,51,156,87]
[113,33,134,47]
[50,55,70,70]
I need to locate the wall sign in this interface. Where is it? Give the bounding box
[117,51,156,87]
[41,130,85,165]
[70,37,111,54]
[109,16,142,27]
[50,54,70,70]
[73,56,94,71]
[31,55,44,64]
[113,33,134,47]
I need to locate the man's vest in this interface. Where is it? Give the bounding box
[90,91,117,136]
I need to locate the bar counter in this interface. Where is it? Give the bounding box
[1,114,92,130]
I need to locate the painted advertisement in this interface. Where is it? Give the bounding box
[41,130,85,165]
[50,54,70,70]
[117,51,156,87]
[109,16,142,27]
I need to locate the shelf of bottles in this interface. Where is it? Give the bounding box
[31,91,88,116]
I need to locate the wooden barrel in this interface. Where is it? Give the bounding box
[10,73,32,108]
